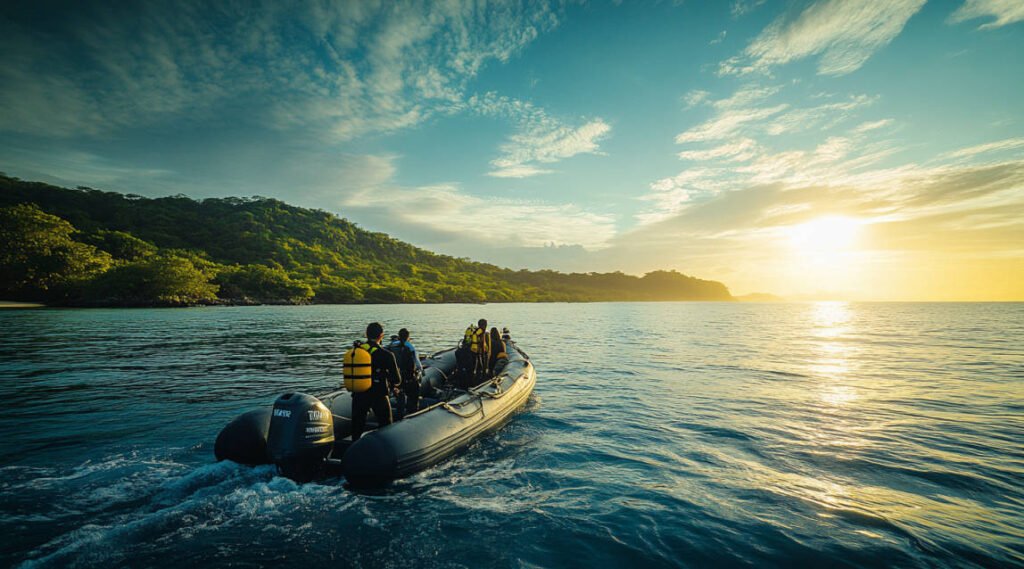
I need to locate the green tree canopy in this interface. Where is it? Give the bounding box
[0,203,111,299]
[87,255,219,306]
[215,264,314,303]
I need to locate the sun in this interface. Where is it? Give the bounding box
[788,216,862,254]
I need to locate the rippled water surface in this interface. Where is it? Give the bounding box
[1,303,1022,568]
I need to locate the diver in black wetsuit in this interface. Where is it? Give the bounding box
[350,322,402,441]
[390,327,423,419]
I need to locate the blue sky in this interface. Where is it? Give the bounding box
[2,0,1023,299]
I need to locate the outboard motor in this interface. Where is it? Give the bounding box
[266,392,334,482]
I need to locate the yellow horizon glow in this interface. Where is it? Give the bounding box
[774,216,866,298]
[787,216,862,255]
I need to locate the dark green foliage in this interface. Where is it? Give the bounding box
[215,264,314,304]
[0,175,733,305]
[315,280,363,303]
[86,255,219,306]
[84,230,158,260]
[0,203,111,300]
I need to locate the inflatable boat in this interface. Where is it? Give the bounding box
[214,336,536,487]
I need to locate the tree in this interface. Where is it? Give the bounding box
[84,230,158,260]
[87,255,219,306]
[0,204,111,299]
[215,264,314,303]
[315,280,363,303]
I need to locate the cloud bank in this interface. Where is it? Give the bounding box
[0,1,563,141]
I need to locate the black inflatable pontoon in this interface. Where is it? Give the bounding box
[214,337,536,487]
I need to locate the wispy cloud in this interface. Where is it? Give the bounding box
[852,119,894,133]
[337,156,617,250]
[675,84,873,146]
[682,89,712,109]
[763,94,876,135]
[731,0,767,18]
[649,83,898,226]
[471,93,611,178]
[676,105,789,143]
[941,138,1024,161]
[678,138,759,161]
[949,0,1024,29]
[720,0,926,76]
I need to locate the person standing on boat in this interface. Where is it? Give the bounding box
[463,318,491,383]
[390,327,423,419]
[351,322,401,441]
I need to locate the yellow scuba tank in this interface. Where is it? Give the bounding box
[466,326,491,354]
[343,342,375,393]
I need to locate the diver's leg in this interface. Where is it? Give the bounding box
[372,395,393,427]
[394,388,406,421]
[405,381,420,415]
[351,394,369,441]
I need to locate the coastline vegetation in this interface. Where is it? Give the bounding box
[0,175,733,306]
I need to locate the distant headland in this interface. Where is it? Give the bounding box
[0,174,734,307]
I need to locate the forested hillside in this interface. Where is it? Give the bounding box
[0,175,733,306]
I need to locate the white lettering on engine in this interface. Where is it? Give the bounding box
[305,426,328,433]
[307,409,327,421]
[273,409,291,418]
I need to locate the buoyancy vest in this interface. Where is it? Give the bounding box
[391,340,417,381]
[343,341,377,393]
[464,326,490,354]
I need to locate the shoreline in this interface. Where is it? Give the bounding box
[0,301,47,309]
[0,297,737,309]
[2,299,1020,310]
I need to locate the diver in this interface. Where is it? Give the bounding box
[389,328,423,419]
[347,322,401,441]
[463,318,491,383]
[488,327,509,377]
[454,335,476,389]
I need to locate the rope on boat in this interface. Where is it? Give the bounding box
[441,397,484,419]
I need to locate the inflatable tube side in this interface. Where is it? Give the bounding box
[341,357,535,486]
[214,408,272,465]
[395,367,534,478]
[339,433,399,487]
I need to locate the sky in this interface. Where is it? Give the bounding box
[2,0,1023,300]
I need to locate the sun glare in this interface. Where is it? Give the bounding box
[788,216,861,254]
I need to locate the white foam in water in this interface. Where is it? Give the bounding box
[16,459,314,568]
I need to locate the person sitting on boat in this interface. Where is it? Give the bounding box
[350,322,401,441]
[463,319,491,382]
[488,327,509,377]
[389,327,423,418]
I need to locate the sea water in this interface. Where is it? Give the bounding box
[0,302,1021,568]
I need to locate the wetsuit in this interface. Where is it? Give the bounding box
[350,340,401,441]
[390,339,423,419]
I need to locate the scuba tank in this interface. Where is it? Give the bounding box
[343,341,373,393]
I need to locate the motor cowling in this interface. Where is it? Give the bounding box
[266,392,334,481]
